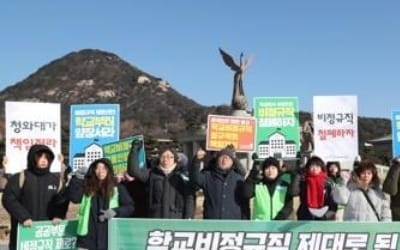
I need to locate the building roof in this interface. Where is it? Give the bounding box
[268,130,285,139]
[73,153,85,158]
[84,142,102,150]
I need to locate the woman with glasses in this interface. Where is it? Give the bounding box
[128,140,195,219]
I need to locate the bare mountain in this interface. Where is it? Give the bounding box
[0,49,227,139]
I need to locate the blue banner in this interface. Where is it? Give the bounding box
[69,104,120,171]
[392,110,400,157]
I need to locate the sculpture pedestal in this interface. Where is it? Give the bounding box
[232,109,250,117]
[231,109,252,172]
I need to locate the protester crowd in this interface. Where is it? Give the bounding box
[1,142,399,250]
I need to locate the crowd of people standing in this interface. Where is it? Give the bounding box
[1,142,399,250]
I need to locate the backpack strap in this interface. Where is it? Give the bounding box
[19,169,63,193]
[359,188,380,221]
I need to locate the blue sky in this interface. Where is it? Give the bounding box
[1,1,399,118]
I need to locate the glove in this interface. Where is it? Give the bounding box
[99,208,116,222]
[72,167,88,180]
[392,157,400,167]
[323,210,336,220]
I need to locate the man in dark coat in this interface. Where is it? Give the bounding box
[190,148,249,219]
[2,144,68,250]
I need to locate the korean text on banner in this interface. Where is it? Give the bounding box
[17,220,77,250]
[103,135,146,174]
[313,96,358,162]
[69,104,120,171]
[392,111,400,157]
[253,97,300,159]
[5,101,61,174]
[206,115,256,152]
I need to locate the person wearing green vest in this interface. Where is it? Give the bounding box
[66,158,134,250]
[243,157,293,220]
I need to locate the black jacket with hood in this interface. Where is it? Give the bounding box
[383,158,400,220]
[66,158,134,250]
[2,144,68,250]
[190,149,249,220]
[127,145,195,219]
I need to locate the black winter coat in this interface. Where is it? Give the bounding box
[1,145,68,250]
[66,177,134,250]
[128,149,195,219]
[383,163,400,221]
[190,159,248,219]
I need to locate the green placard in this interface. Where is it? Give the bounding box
[17,220,77,250]
[253,97,300,159]
[109,218,400,249]
[102,135,145,174]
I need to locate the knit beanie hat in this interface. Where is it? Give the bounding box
[262,157,280,171]
[217,148,236,160]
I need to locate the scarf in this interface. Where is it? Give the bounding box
[305,171,327,208]
[159,163,177,175]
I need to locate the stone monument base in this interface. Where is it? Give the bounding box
[232,109,250,117]
[231,109,251,171]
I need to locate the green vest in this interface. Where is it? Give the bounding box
[253,181,287,221]
[77,187,119,236]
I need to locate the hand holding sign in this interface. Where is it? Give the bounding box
[52,217,62,225]
[131,139,144,151]
[23,219,33,227]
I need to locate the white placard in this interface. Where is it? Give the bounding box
[313,96,358,162]
[5,101,61,174]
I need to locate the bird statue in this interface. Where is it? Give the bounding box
[219,48,251,111]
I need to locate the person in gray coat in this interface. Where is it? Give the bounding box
[332,160,391,222]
